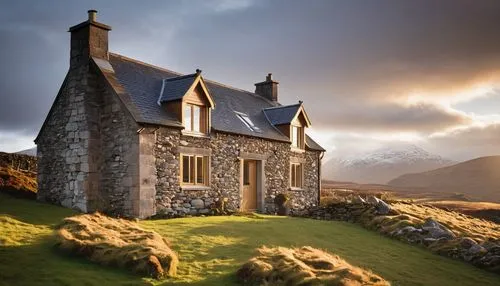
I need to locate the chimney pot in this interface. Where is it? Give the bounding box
[88,10,97,22]
[266,73,272,81]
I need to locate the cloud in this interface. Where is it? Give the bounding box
[312,101,473,133]
[207,0,256,13]
[426,123,500,160]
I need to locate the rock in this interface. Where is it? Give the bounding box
[394,226,420,236]
[190,199,205,209]
[199,209,210,214]
[469,244,487,255]
[375,199,392,215]
[352,195,366,204]
[366,196,380,205]
[422,219,456,239]
[459,237,477,249]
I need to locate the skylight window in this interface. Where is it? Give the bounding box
[235,112,262,133]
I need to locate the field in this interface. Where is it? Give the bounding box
[1,193,500,286]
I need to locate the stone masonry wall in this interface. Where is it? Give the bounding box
[97,79,140,217]
[37,62,141,217]
[154,127,321,216]
[37,65,99,212]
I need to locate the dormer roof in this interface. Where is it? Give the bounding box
[157,72,215,108]
[263,103,311,127]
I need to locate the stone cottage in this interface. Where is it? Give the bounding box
[35,11,325,218]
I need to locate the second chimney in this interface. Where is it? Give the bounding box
[255,73,279,102]
[68,10,112,69]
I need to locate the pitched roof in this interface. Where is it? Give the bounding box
[94,53,325,151]
[263,103,311,127]
[158,74,197,102]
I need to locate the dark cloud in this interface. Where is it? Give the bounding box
[1,0,500,156]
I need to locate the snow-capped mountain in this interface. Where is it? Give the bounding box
[323,144,455,184]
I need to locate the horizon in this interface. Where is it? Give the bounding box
[2,0,500,162]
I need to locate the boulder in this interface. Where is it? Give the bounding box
[459,237,477,249]
[366,196,380,205]
[375,199,392,215]
[190,199,205,209]
[469,244,487,255]
[352,195,366,204]
[422,219,456,240]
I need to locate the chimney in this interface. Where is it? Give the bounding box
[254,73,279,102]
[68,10,112,69]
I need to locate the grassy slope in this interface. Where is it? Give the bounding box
[1,194,499,286]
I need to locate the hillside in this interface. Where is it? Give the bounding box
[389,156,500,202]
[1,193,499,285]
[0,152,37,199]
[323,144,454,184]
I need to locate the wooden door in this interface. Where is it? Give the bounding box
[242,160,257,211]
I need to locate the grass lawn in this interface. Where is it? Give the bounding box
[1,193,499,286]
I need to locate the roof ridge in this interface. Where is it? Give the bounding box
[263,103,301,110]
[165,73,197,81]
[109,52,279,107]
[109,52,183,76]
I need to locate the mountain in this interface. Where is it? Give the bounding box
[15,147,37,156]
[323,144,454,184]
[388,156,500,202]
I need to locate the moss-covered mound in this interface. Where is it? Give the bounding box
[237,246,390,286]
[55,213,178,279]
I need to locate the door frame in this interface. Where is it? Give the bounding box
[239,152,267,212]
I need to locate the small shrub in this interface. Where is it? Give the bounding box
[274,193,289,215]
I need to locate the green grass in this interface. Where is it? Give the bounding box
[1,193,499,286]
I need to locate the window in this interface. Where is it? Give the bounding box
[181,154,208,185]
[243,161,250,185]
[184,104,207,133]
[235,112,262,133]
[291,125,303,149]
[290,163,303,188]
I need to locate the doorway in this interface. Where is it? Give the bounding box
[241,159,257,211]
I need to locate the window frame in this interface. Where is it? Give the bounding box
[291,125,304,149]
[183,103,208,134]
[180,154,209,186]
[290,162,303,189]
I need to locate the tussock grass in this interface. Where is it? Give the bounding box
[0,166,37,199]
[56,213,178,279]
[237,246,389,286]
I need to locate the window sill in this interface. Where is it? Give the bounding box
[289,187,304,191]
[180,185,211,191]
[291,147,305,153]
[181,130,210,138]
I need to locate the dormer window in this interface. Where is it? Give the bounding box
[184,103,207,133]
[157,69,215,137]
[263,101,311,151]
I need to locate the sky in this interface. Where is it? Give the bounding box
[1,0,500,161]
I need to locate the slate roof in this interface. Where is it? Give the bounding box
[100,53,325,151]
[263,104,302,126]
[158,74,197,103]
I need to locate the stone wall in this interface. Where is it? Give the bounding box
[97,80,140,217]
[37,65,100,212]
[36,62,143,217]
[154,128,321,216]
